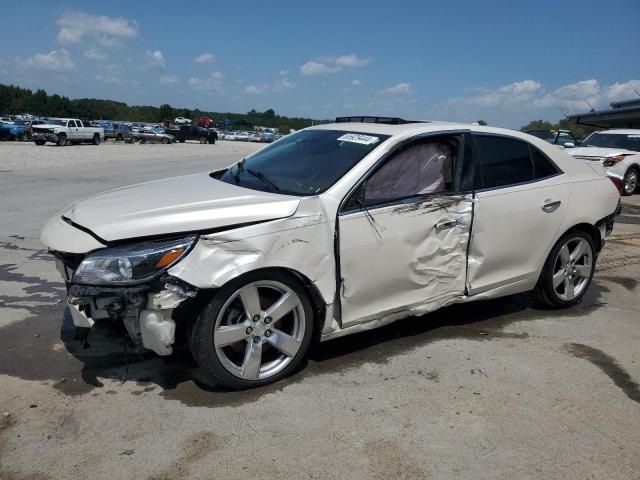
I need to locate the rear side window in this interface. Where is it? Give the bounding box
[475,135,532,188]
[530,146,560,179]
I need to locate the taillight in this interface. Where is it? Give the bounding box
[608,176,624,194]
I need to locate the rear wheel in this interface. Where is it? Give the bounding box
[116,133,123,142]
[162,137,169,144]
[622,167,638,196]
[199,136,207,144]
[92,135,100,145]
[533,231,595,308]
[189,271,314,389]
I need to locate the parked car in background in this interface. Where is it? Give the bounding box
[566,129,640,195]
[0,116,14,124]
[102,122,133,142]
[131,129,176,144]
[42,117,619,389]
[174,117,192,125]
[235,131,249,142]
[165,125,218,144]
[0,124,10,140]
[248,132,262,142]
[223,131,237,141]
[32,118,104,146]
[524,129,580,148]
[196,117,215,128]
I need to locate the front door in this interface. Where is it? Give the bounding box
[338,134,474,326]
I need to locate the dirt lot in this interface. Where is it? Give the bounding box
[0,141,639,480]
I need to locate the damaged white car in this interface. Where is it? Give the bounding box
[41,117,620,389]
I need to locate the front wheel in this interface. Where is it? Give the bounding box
[208,137,216,144]
[56,136,67,146]
[189,271,314,389]
[162,137,169,144]
[622,167,638,196]
[533,231,596,308]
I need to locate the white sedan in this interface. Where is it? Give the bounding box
[566,129,640,195]
[41,118,620,389]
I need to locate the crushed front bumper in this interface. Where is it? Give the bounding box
[32,132,59,143]
[65,277,197,356]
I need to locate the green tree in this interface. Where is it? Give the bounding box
[158,103,173,123]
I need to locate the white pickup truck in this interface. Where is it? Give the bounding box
[32,118,104,146]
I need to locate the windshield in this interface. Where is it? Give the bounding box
[219,129,389,196]
[582,132,640,152]
[44,119,66,126]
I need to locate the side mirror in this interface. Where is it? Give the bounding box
[563,142,575,148]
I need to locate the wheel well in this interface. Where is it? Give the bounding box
[183,267,327,333]
[562,223,601,253]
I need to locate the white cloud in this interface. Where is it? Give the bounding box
[279,69,290,76]
[57,11,137,45]
[83,48,107,61]
[145,50,165,68]
[160,75,178,85]
[335,54,370,67]
[382,83,411,95]
[300,53,371,76]
[276,77,296,90]
[18,49,75,72]
[244,84,268,94]
[300,60,341,76]
[95,64,126,84]
[194,53,215,64]
[352,79,362,86]
[188,71,224,93]
[603,80,640,101]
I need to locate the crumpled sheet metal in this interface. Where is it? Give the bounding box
[336,194,473,332]
[168,197,337,303]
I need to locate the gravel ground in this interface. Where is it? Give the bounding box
[0,142,639,480]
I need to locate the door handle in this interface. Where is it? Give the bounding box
[542,199,561,213]
[435,219,458,232]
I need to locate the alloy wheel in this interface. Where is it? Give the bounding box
[552,236,593,301]
[624,169,638,195]
[213,280,306,381]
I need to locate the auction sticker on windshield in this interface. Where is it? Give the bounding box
[337,133,380,145]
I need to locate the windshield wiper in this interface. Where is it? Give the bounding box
[246,168,280,193]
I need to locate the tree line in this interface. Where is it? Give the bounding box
[0,83,326,133]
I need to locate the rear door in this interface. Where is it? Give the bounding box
[467,134,569,294]
[338,133,475,326]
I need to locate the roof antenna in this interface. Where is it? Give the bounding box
[585,100,599,115]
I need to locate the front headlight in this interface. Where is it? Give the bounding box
[603,155,625,167]
[72,235,196,285]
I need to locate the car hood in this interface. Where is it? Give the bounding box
[62,172,301,242]
[32,123,65,129]
[565,147,638,158]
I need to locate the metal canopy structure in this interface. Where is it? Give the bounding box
[567,98,640,129]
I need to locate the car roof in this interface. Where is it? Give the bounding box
[594,129,640,135]
[309,121,542,142]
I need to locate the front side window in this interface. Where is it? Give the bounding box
[475,135,533,188]
[219,129,389,196]
[68,120,77,128]
[363,137,458,206]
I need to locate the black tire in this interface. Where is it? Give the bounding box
[208,137,216,144]
[533,230,596,309]
[92,135,100,145]
[199,136,207,144]
[162,137,169,145]
[189,270,315,390]
[116,133,123,142]
[179,139,186,143]
[34,140,45,146]
[139,138,146,144]
[622,167,638,196]
[56,135,66,146]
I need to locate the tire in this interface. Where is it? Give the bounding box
[622,167,638,196]
[139,138,146,144]
[189,270,314,390]
[208,137,216,144]
[179,139,186,143]
[199,136,207,144]
[116,133,123,142]
[56,135,66,146]
[34,140,45,146]
[533,230,596,308]
[162,137,169,145]
[92,135,100,145]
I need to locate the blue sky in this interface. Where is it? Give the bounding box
[1,0,639,127]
